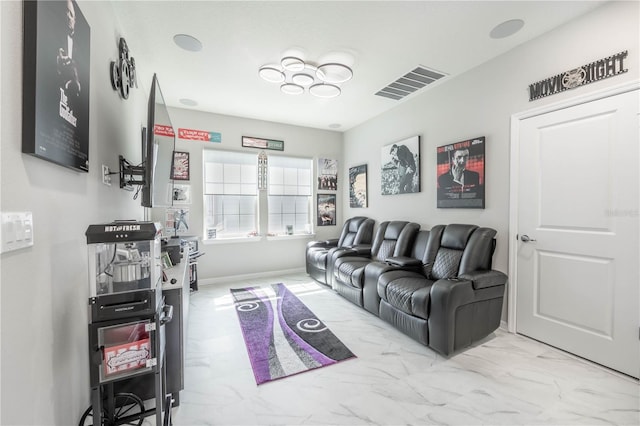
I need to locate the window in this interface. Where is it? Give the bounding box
[203,150,313,240]
[204,150,257,239]
[268,156,312,235]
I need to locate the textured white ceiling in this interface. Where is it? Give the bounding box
[111,1,606,131]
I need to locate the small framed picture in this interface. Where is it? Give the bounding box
[349,164,368,208]
[242,136,284,151]
[317,194,336,226]
[170,184,191,205]
[171,151,190,181]
[161,252,173,269]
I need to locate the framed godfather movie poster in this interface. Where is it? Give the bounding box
[436,136,485,208]
[22,0,91,172]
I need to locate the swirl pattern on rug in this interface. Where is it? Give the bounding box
[231,283,356,385]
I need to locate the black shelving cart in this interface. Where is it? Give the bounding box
[81,221,173,426]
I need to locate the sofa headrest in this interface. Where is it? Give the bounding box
[441,224,478,250]
[348,217,367,232]
[384,221,410,240]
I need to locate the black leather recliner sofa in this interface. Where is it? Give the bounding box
[332,221,420,307]
[362,229,431,315]
[305,216,374,286]
[376,224,507,356]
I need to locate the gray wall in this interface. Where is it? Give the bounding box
[149,107,343,282]
[0,1,637,425]
[342,1,638,283]
[1,1,148,424]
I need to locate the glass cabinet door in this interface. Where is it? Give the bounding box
[97,319,156,383]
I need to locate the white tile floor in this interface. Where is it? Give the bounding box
[170,273,639,425]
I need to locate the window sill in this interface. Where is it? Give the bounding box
[266,234,316,241]
[203,236,261,245]
[202,234,316,244]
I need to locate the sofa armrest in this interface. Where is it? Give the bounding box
[306,239,338,250]
[386,256,422,268]
[429,277,506,355]
[349,244,372,255]
[459,270,507,290]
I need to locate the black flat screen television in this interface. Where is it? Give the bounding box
[141,74,175,208]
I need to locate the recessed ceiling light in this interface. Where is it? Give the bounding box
[490,19,525,39]
[328,123,342,129]
[173,34,202,52]
[179,98,198,107]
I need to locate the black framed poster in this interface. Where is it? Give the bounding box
[381,135,420,195]
[22,0,91,172]
[317,194,336,226]
[171,151,190,181]
[349,164,368,208]
[436,136,485,208]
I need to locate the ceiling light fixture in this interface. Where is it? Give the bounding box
[259,54,353,98]
[258,65,285,83]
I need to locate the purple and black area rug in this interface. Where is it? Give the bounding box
[230,283,356,385]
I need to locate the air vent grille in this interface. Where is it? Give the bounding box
[375,66,446,100]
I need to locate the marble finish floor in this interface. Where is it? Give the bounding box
[170,273,639,425]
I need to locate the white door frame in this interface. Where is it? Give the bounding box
[507,80,640,333]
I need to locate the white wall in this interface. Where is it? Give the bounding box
[149,107,343,281]
[1,1,148,423]
[342,1,638,286]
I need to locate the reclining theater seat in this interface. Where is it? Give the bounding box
[306,216,374,286]
[377,224,507,356]
[333,221,420,307]
[362,229,431,315]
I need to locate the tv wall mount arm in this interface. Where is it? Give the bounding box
[119,155,146,190]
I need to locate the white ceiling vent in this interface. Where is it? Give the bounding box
[375,66,447,100]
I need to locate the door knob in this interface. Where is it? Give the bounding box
[521,234,536,242]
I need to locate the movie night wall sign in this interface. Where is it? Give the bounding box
[528,51,628,101]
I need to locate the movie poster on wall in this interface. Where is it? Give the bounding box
[381,136,420,195]
[349,164,368,208]
[317,194,336,226]
[22,0,91,172]
[436,136,485,209]
[317,158,338,190]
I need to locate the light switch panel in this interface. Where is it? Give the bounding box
[1,212,34,253]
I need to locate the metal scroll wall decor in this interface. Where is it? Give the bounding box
[528,50,628,101]
[110,37,137,99]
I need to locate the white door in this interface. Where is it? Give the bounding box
[515,88,639,378]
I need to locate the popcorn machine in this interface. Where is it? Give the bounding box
[82,221,172,426]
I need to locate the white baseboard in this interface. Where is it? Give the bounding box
[198,267,307,287]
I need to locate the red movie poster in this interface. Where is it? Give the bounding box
[436,137,485,209]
